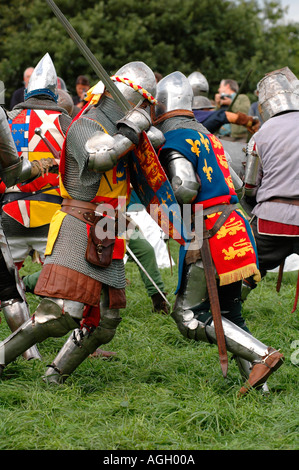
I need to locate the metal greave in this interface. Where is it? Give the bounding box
[172,305,269,364]
[1,298,41,360]
[172,263,269,365]
[43,300,122,384]
[0,297,79,369]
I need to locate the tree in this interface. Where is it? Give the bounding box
[0,0,298,107]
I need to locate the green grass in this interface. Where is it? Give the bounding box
[0,240,298,450]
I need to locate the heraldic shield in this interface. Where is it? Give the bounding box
[130,132,189,246]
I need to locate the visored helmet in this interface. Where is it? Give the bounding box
[155,71,193,119]
[111,61,157,106]
[258,66,299,121]
[25,53,58,102]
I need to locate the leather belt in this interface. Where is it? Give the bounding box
[192,204,237,239]
[268,197,299,206]
[1,187,62,205]
[60,198,98,225]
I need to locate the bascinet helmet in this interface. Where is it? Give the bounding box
[57,77,67,91]
[155,71,193,119]
[188,71,209,101]
[111,61,157,106]
[192,96,215,110]
[25,53,58,102]
[257,66,299,121]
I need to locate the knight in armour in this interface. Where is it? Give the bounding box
[188,71,260,138]
[0,61,158,383]
[242,67,299,296]
[0,53,72,360]
[152,71,284,396]
[0,103,59,360]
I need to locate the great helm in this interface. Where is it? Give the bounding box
[155,71,193,119]
[25,53,58,102]
[111,61,157,106]
[257,66,299,121]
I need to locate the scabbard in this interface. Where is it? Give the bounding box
[200,226,228,378]
[276,259,285,293]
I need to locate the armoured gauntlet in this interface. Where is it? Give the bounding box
[86,108,152,172]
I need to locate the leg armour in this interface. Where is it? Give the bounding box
[0,297,79,372]
[173,307,268,361]
[43,301,122,384]
[171,264,283,392]
[172,262,263,359]
[172,308,283,392]
[1,298,41,361]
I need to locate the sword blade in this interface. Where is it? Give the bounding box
[45,0,131,113]
[126,245,170,307]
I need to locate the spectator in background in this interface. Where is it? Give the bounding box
[10,66,34,110]
[215,78,251,142]
[72,74,90,109]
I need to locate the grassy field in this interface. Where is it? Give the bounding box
[0,239,298,451]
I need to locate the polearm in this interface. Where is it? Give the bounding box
[126,245,170,307]
[227,69,253,111]
[45,0,131,113]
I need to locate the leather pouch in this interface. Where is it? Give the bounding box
[85,218,115,268]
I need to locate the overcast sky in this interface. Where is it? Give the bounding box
[277,0,299,23]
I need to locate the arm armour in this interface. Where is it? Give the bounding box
[0,106,33,187]
[86,108,152,173]
[243,136,261,197]
[161,150,200,205]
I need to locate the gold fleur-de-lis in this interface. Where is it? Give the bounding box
[199,133,210,152]
[186,138,201,157]
[203,159,213,182]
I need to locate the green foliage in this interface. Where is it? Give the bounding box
[1,0,299,104]
[0,246,298,450]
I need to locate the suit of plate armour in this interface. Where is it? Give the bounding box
[0,96,129,377]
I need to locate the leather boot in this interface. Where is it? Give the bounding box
[238,347,284,396]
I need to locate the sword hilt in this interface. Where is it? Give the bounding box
[34,127,61,162]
